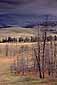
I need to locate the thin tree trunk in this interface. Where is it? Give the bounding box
[34,48,42,78]
[54,38,57,77]
[5,44,8,56]
[34,26,42,78]
[42,31,46,78]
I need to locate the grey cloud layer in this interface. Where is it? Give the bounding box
[0,0,57,27]
[0,0,57,6]
[0,0,57,15]
[0,0,33,5]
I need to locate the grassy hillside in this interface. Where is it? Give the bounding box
[0,27,37,40]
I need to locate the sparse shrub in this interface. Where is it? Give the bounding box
[54,35,57,41]
[31,36,38,42]
[7,37,17,42]
[2,38,8,43]
[8,37,12,42]
[19,37,24,42]
[47,35,53,41]
[24,37,30,42]
[12,37,17,42]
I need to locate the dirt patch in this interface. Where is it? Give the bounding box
[0,57,14,63]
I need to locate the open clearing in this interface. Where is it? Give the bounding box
[0,57,57,85]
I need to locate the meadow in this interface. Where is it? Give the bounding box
[0,27,57,85]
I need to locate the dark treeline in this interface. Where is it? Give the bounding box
[0,35,57,43]
[0,36,38,43]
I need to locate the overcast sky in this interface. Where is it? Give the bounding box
[0,0,57,27]
[0,0,57,15]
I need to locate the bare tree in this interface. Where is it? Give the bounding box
[34,26,42,78]
[5,43,8,56]
[54,36,57,77]
[42,31,47,78]
[49,38,54,77]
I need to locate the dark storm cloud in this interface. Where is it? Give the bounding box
[0,0,57,13]
[0,0,57,27]
[0,0,57,15]
[0,0,57,6]
[0,0,23,4]
[0,0,33,5]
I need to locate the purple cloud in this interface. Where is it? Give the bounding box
[0,0,33,5]
[0,0,57,27]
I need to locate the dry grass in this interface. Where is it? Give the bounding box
[0,42,57,85]
[0,28,57,85]
[0,57,57,85]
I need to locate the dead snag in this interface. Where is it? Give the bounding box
[34,48,42,78]
[42,31,47,78]
[50,39,54,77]
[5,43,8,56]
[33,26,42,78]
[54,36,57,77]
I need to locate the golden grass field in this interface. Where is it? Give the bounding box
[0,51,57,85]
[0,27,57,85]
[0,42,57,85]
